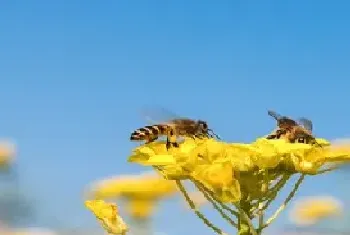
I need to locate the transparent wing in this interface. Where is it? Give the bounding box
[140,106,189,124]
[297,117,313,132]
[267,110,284,121]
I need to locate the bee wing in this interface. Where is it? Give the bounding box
[267,110,284,121]
[297,117,313,132]
[140,106,189,125]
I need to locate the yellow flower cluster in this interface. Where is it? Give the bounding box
[128,137,350,203]
[289,196,343,226]
[88,172,177,200]
[85,200,128,235]
[86,172,177,219]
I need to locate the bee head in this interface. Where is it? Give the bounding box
[294,130,316,144]
[197,120,208,130]
[197,120,221,140]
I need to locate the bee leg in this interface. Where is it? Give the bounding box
[266,134,277,139]
[166,139,172,149]
[145,136,158,144]
[166,138,179,149]
[166,128,179,150]
[172,142,179,147]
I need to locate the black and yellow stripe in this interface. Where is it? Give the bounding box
[130,124,181,149]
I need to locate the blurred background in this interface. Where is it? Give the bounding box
[1,0,350,234]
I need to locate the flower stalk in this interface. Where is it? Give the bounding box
[236,200,257,235]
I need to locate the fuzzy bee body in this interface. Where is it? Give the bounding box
[130,124,169,143]
[283,126,317,144]
[130,118,219,149]
[266,110,318,145]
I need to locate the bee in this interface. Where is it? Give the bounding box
[266,110,319,145]
[130,107,220,149]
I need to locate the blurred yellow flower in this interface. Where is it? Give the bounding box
[87,171,177,200]
[0,140,15,168]
[125,199,155,219]
[11,228,57,235]
[85,200,128,235]
[289,196,343,226]
[86,171,178,219]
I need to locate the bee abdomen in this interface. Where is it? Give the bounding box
[130,125,167,141]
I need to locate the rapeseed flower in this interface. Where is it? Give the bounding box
[86,171,177,219]
[128,136,350,235]
[128,137,347,202]
[85,200,128,235]
[289,196,343,226]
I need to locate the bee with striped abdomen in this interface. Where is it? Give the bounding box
[266,110,319,145]
[130,107,220,149]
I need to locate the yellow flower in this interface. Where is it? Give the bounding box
[128,137,350,203]
[326,138,350,166]
[86,171,178,219]
[85,200,128,234]
[289,196,343,226]
[128,139,202,178]
[87,171,177,200]
[192,161,241,202]
[11,228,57,235]
[0,140,15,168]
[125,199,155,219]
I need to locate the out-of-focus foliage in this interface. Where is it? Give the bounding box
[0,141,15,168]
[0,189,35,226]
[85,200,128,235]
[86,171,177,219]
[0,140,35,228]
[289,196,343,226]
[10,227,57,235]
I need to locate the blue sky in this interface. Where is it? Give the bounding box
[1,0,350,234]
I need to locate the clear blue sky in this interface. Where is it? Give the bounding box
[1,0,350,234]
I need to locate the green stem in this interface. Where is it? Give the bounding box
[175,180,228,235]
[237,200,257,235]
[238,220,251,235]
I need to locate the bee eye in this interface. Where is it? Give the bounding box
[297,137,305,143]
[198,121,207,129]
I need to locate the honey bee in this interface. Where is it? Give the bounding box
[266,110,319,145]
[130,107,220,149]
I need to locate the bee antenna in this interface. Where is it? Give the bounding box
[208,129,221,140]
